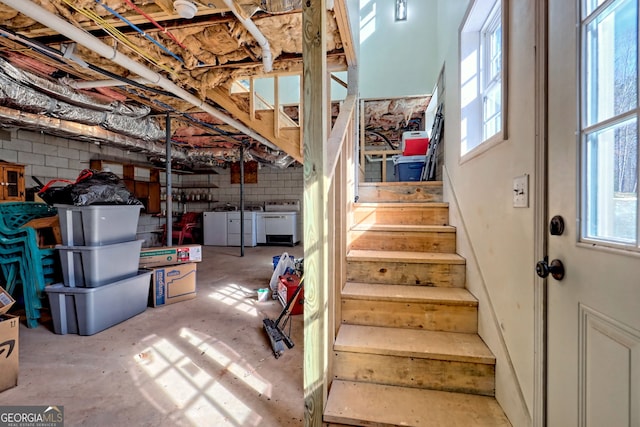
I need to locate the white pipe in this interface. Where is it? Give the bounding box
[61,76,152,89]
[221,0,273,73]
[0,0,279,150]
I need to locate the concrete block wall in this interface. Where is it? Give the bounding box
[171,163,304,212]
[0,129,152,184]
[364,158,398,182]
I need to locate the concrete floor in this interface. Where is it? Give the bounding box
[2,246,305,427]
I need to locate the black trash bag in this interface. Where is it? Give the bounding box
[71,169,142,206]
[38,169,143,206]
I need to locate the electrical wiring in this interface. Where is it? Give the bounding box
[94,0,185,65]
[121,0,188,51]
[0,26,177,99]
[0,25,258,152]
[58,0,176,75]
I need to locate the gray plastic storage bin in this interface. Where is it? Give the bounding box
[45,270,152,336]
[55,204,142,246]
[58,239,143,287]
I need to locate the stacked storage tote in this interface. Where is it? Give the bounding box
[45,205,151,335]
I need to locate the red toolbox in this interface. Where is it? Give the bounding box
[277,274,304,315]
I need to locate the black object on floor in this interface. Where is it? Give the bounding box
[263,276,304,359]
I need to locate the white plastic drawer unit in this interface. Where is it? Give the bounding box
[227,211,256,247]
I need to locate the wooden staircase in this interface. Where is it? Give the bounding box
[206,77,303,163]
[324,181,511,426]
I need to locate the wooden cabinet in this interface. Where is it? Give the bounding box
[0,161,25,202]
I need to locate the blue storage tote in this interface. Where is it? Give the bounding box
[45,270,152,335]
[393,155,425,181]
[57,239,143,287]
[55,204,142,246]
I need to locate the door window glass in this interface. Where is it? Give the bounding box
[5,170,17,197]
[581,0,639,247]
[585,118,638,243]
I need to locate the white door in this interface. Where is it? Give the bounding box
[547,0,640,425]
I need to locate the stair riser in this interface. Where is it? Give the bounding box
[341,299,478,333]
[333,351,495,396]
[358,183,443,203]
[346,260,466,287]
[349,229,456,253]
[354,206,449,226]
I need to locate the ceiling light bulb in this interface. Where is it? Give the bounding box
[174,0,198,19]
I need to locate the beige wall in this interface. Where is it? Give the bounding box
[435,1,537,425]
[358,0,440,98]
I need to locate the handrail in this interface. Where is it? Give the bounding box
[327,94,357,181]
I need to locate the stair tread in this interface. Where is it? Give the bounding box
[359,181,444,188]
[335,324,495,364]
[355,201,448,208]
[343,282,477,305]
[325,380,511,427]
[351,223,456,232]
[347,249,466,264]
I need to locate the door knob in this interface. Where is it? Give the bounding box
[536,256,565,280]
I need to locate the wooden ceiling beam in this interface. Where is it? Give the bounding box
[333,0,357,67]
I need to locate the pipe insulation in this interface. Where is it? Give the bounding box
[0,0,279,152]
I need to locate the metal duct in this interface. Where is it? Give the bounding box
[0,57,150,117]
[0,104,186,159]
[0,60,164,141]
[234,0,302,17]
[0,0,298,168]
[263,0,302,14]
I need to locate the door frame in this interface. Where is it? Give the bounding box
[533,0,549,425]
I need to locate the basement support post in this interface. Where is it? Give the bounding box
[303,0,328,425]
[240,143,245,257]
[165,112,173,246]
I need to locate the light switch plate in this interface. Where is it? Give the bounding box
[513,174,529,208]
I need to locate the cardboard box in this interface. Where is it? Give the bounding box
[148,263,197,307]
[139,245,202,268]
[0,286,18,393]
[0,286,15,314]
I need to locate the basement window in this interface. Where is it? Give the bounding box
[580,0,639,247]
[460,0,508,158]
